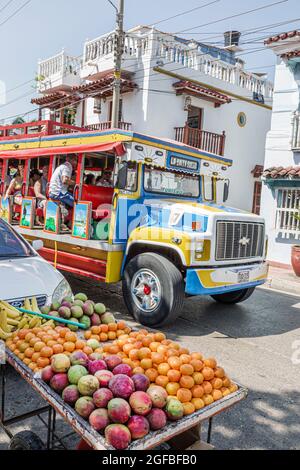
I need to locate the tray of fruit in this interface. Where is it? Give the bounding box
[4,318,247,450]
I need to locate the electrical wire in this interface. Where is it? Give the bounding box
[0,0,31,28]
[149,0,221,27]
[0,0,15,14]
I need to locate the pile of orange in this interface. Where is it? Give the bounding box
[101,329,238,416]
[6,326,103,372]
[84,321,131,343]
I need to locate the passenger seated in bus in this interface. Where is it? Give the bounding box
[96,169,113,188]
[49,155,77,208]
[34,166,48,226]
[30,169,42,187]
[84,174,96,185]
[4,164,24,214]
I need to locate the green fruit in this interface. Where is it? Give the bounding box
[51,301,61,311]
[74,293,88,302]
[71,306,84,319]
[68,318,79,332]
[101,312,116,325]
[58,306,71,319]
[41,305,51,315]
[68,365,88,385]
[94,303,106,315]
[73,299,84,308]
[87,339,100,351]
[83,302,94,317]
[165,398,184,421]
[80,315,91,330]
[63,296,73,304]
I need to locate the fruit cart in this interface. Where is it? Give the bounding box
[0,347,247,450]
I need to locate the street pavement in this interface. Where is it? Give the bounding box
[1,275,300,450]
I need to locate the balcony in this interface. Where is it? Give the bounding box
[174,125,226,156]
[84,121,132,131]
[0,120,86,141]
[37,50,81,93]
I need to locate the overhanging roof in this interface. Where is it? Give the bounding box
[31,91,80,108]
[263,166,300,179]
[173,80,232,107]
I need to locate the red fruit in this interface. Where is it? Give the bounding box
[105,355,122,371]
[50,373,69,393]
[70,351,89,367]
[107,398,131,424]
[113,363,132,377]
[94,370,114,388]
[129,391,152,416]
[90,313,101,327]
[89,353,103,362]
[147,409,167,431]
[88,360,107,375]
[51,354,70,373]
[62,385,80,406]
[75,396,95,419]
[105,424,131,450]
[41,365,55,383]
[89,409,110,431]
[147,385,168,409]
[132,374,150,392]
[128,415,150,439]
[93,388,113,408]
[109,374,135,399]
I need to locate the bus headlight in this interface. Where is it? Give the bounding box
[194,240,211,261]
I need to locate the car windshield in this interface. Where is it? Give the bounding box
[144,167,200,198]
[0,220,33,259]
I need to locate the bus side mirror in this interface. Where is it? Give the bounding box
[117,163,128,190]
[223,181,229,203]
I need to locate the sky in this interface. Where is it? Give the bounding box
[0,0,299,123]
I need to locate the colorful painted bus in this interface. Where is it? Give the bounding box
[0,121,268,326]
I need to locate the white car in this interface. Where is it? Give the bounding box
[0,219,73,308]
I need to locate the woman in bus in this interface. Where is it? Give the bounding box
[4,164,24,206]
[34,166,48,226]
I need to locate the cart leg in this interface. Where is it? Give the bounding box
[207,418,213,444]
[46,407,53,450]
[0,363,6,422]
[51,409,56,449]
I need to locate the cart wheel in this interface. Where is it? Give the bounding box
[9,431,45,450]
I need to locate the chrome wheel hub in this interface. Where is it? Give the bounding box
[131,269,162,313]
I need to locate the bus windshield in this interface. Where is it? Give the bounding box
[144,167,200,198]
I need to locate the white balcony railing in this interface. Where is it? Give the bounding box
[38,50,81,80]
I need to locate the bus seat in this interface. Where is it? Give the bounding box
[81,184,113,211]
[28,187,35,197]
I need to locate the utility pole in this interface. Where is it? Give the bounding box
[111,0,125,129]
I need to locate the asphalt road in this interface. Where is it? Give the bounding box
[1,276,300,450]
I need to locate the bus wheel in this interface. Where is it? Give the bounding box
[211,287,255,304]
[122,253,184,328]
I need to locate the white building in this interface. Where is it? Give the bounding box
[261,30,300,268]
[33,26,273,211]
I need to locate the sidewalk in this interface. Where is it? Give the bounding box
[262,265,300,296]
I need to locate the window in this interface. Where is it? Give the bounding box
[276,188,300,235]
[237,112,247,128]
[202,176,214,202]
[108,99,123,124]
[144,167,200,198]
[0,220,34,259]
[252,181,262,215]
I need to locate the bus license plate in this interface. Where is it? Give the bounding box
[238,271,250,283]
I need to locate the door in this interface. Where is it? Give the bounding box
[252,181,262,215]
[186,106,203,148]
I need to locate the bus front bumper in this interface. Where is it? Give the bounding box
[185,262,269,296]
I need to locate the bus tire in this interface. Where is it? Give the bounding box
[211,287,256,304]
[122,253,185,328]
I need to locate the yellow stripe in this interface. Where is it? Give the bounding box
[153,67,273,111]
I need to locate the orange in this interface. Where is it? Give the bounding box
[40,346,53,358]
[75,339,86,350]
[63,342,75,353]
[18,329,30,340]
[162,339,172,346]
[223,377,231,388]
[101,325,109,333]
[65,332,77,343]
[138,348,151,360]
[190,360,203,372]
[193,372,204,385]
[149,342,160,352]
[202,367,214,381]
[155,375,169,388]
[191,352,203,361]
[108,323,118,332]
[108,332,117,341]
[95,348,104,355]
[145,368,159,382]
[204,358,217,369]
[221,387,231,397]
[203,394,214,406]
[103,344,111,353]
[59,328,68,338]
[141,336,154,347]
[107,345,119,355]
[129,349,139,361]
[154,332,166,342]
[168,357,181,370]
[132,360,141,368]
[123,358,134,368]
[25,332,35,343]
[183,402,195,416]
[91,335,100,341]
[124,327,132,334]
[16,340,24,350]
[140,358,153,370]
[100,333,108,342]
[177,388,192,403]
[179,375,194,389]
[31,352,41,363]
[157,363,170,376]
[133,341,143,350]
[180,364,194,376]
[52,344,64,355]
[9,344,16,352]
[166,382,180,396]
[178,348,190,355]
[24,348,34,359]
[179,354,191,365]
[215,367,225,379]
[84,330,92,340]
[192,398,205,411]
[211,378,223,390]
[167,369,181,383]
[156,345,168,355]
[117,321,126,330]
[23,358,31,366]
[151,352,165,365]
[37,357,50,369]
[212,390,223,401]
[229,384,238,393]
[19,342,30,353]
[18,353,25,360]
[133,367,145,375]
[91,326,101,335]
[47,340,57,348]
[202,381,213,395]
[123,343,135,355]
[191,385,204,398]
[83,345,93,355]
[116,330,124,338]
[139,329,149,336]
[29,362,37,371]
[166,348,179,358]
[57,338,65,346]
